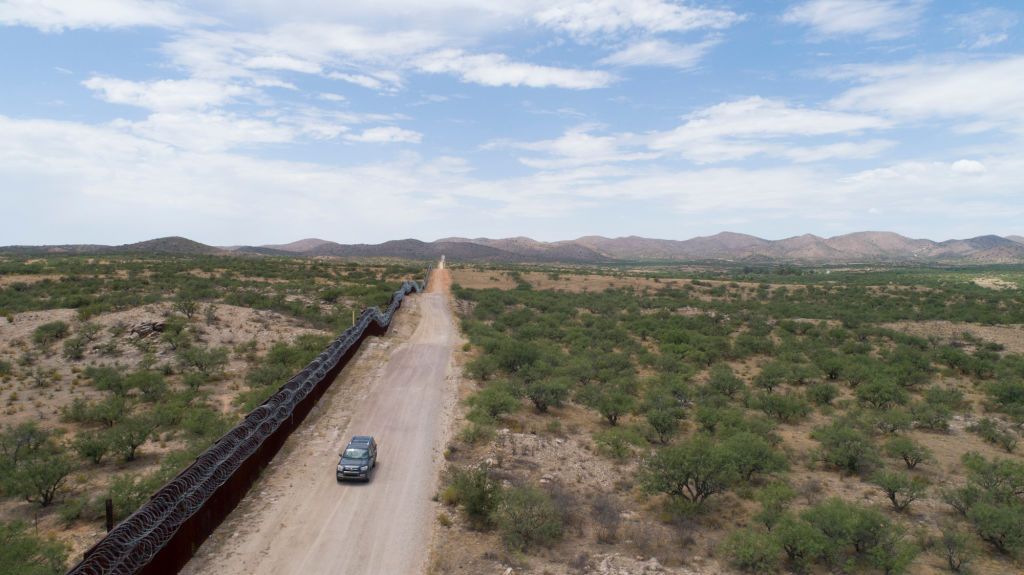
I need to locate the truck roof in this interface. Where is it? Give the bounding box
[349,435,374,445]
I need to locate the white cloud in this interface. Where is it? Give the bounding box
[0,0,201,31]
[346,126,423,144]
[950,8,1018,49]
[83,76,254,111]
[649,97,890,163]
[115,112,297,152]
[490,126,658,169]
[598,38,719,69]
[414,49,612,89]
[534,0,741,39]
[952,159,986,174]
[831,56,1024,132]
[244,55,323,74]
[782,139,895,163]
[782,0,927,41]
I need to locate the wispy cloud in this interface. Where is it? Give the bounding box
[782,0,928,41]
[599,38,719,70]
[413,49,612,89]
[0,0,204,32]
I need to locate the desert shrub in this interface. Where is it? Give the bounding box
[722,432,787,481]
[868,408,913,434]
[986,379,1024,419]
[464,354,500,381]
[63,396,129,428]
[968,418,1018,452]
[467,382,520,423]
[754,482,795,530]
[0,520,67,575]
[593,426,646,460]
[127,371,168,403]
[773,514,826,572]
[722,528,782,574]
[754,361,791,392]
[967,502,1024,554]
[61,336,86,360]
[883,436,932,469]
[645,407,682,443]
[177,346,229,377]
[940,525,974,573]
[0,360,11,377]
[446,466,500,530]
[856,380,908,409]
[73,431,112,464]
[802,498,916,571]
[84,366,130,396]
[640,434,737,505]
[109,415,158,461]
[707,364,744,399]
[583,383,636,426]
[805,382,838,406]
[811,420,878,474]
[32,321,69,348]
[492,485,564,552]
[9,451,74,507]
[458,422,495,445]
[871,470,928,512]
[910,401,951,432]
[525,378,569,413]
[755,392,811,423]
[923,385,966,410]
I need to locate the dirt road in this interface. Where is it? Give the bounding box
[183,268,457,575]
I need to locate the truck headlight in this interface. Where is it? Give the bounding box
[360,465,368,471]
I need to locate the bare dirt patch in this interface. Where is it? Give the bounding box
[882,320,1024,354]
[972,277,1018,290]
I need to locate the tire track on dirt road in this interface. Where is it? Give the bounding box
[182,268,458,575]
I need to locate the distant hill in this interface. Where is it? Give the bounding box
[4,232,1024,264]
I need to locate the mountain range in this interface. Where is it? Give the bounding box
[3,232,1024,264]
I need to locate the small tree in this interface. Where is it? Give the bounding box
[722,432,787,481]
[0,520,68,575]
[61,336,86,361]
[708,364,744,399]
[754,482,795,530]
[525,379,569,413]
[110,416,157,462]
[73,431,112,465]
[940,525,973,573]
[591,386,635,426]
[32,321,69,348]
[871,470,928,512]
[722,528,782,574]
[646,407,682,444]
[811,421,878,474]
[12,452,74,507]
[173,294,198,320]
[640,435,737,505]
[967,502,1024,554]
[492,485,563,552]
[177,346,229,377]
[884,436,932,469]
[773,514,826,572]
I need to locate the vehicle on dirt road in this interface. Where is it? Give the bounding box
[336,436,377,481]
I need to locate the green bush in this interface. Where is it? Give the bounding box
[707,364,744,399]
[0,360,11,377]
[722,528,782,574]
[968,418,1018,452]
[773,514,826,572]
[0,520,67,575]
[754,482,795,530]
[805,382,838,406]
[446,466,501,530]
[109,415,157,462]
[855,380,908,409]
[525,378,569,413]
[73,431,112,464]
[811,421,878,474]
[593,426,646,460]
[645,407,682,443]
[755,392,811,423]
[883,436,932,469]
[61,336,86,360]
[32,321,69,348]
[967,502,1024,554]
[871,470,928,512]
[492,485,564,552]
[467,382,520,423]
[640,434,737,505]
[722,431,787,481]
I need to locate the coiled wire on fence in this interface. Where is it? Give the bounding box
[67,269,431,575]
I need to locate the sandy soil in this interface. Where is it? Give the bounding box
[183,268,458,575]
[972,276,1018,290]
[881,320,1024,355]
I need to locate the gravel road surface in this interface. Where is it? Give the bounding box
[183,268,457,575]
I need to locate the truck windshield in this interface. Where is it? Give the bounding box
[343,448,368,460]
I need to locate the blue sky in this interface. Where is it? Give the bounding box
[1,0,1022,245]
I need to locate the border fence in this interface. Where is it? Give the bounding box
[67,269,431,575]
